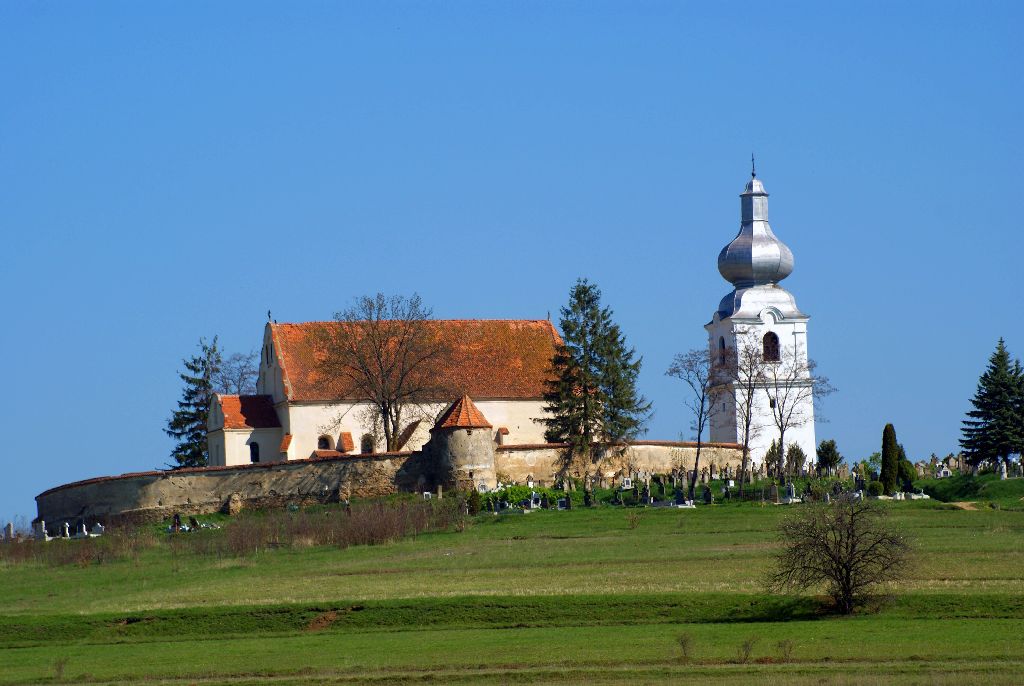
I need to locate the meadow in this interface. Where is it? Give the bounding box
[2,493,1023,684]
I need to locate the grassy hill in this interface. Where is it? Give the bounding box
[2,499,1023,684]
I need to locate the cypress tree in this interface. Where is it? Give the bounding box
[960,339,1024,469]
[816,439,842,476]
[541,279,651,473]
[764,440,780,479]
[165,337,222,468]
[880,424,899,494]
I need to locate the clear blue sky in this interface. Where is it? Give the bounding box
[2,2,1022,521]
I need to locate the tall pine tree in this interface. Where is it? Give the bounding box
[960,339,1024,469]
[165,337,222,468]
[541,279,650,478]
[880,423,899,495]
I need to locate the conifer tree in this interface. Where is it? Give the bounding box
[880,424,899,495]
[541,279,651,477]
[785,443,807,477]
[764,440,780,477]
[816,439,842,476]
[165,337,222,468]
[960,339,1024,469]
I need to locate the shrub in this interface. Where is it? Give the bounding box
[467,489,481,515]
[867,481,884,497]
[676,633,694,663]
[737,636,758,663]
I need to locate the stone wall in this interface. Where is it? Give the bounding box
[35,440,743,530]
[35,452,430,532]
[495,441,744,486]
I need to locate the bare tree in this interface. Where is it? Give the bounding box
[215,351,259,395]
[667,348,718,501]
[714,332,768,496]
[768,495,912,614]
[760,344,834,478]
[315,293,452,451]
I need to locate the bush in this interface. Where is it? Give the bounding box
[867,481,884,497]
[467,489,481,515]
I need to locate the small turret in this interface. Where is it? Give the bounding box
[429,396,496,491]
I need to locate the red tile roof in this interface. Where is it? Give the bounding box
[433,395,493,430]
[219,394,281,429]
[279,434,292,452]
[270,320,561,402]
[339,432,354,453]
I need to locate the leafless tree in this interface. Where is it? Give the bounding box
[215,351,259,395]
[760,343,834,478]
[768,495,912,614]
[667,348,718,501]
[315,293,452,451]
[714,332,768,496]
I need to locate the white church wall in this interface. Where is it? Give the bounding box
[222,428,285,466]
[473,400,548,445]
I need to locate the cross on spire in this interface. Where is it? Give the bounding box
[751,153,756,179]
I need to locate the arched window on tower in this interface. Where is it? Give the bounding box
[360,434,375,454]
[762,332,780,362]
[249,442,260,463]
[718,337,727,367]
[317,435,332,450]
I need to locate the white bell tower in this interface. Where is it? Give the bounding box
[705,165,816,472]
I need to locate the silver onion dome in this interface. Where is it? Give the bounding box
[717,173,794,288]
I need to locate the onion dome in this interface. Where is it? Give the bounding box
[717,170,794,288]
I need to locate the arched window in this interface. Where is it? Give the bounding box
[249,442,260,463]
[360,434,375,454]
[317,435,332,450]
[718,336,727,366]
[762,332,780,362]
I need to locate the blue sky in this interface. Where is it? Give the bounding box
[2,2,1022,520]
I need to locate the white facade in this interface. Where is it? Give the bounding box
[706,171,817,470]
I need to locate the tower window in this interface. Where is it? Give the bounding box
[763,332,780,362]
[361,434,375,454]
[250,442,260,463]
[718,336,727,366]
[317,435,332,450]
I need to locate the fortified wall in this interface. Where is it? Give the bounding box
[35,440,743,531]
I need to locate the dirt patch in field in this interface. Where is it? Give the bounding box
[306,611,338,632]
[950,502,978,510]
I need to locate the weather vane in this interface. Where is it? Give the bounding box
[751,153,756,179]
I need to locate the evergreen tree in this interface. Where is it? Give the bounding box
[816,439,842,476]
[764,440,780,478]
[785,443,807,477]
[541,279,651,474]
[880,424,899,494]
[165,337,222,468]
[960,339,1024,469]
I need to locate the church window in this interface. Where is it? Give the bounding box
[317,435,332,450]
[718,337,727,366]
[250,442,260,463]
[360,434,375,454]
[762,332,780,362]
[768,394,776,409]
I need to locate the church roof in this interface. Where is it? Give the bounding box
[270,320,561,402]
[219,394,281,429]
[433,395,493,430]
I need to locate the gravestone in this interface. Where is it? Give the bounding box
[34,520,47,541]
[1000,461,1008,480]
[674,488,685,505]
[823,492,831,504]
[769,483,779,503]
[786,482,796,500]
[77,523,88,538]
[702,486,713,505]
[62,522,70,538]
[91,523,105,536]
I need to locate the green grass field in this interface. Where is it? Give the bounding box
[3,497,1024,684]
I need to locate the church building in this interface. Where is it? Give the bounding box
[706,169,817,467]
[207,320,561,466]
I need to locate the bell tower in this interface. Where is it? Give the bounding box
[705,166,816,472]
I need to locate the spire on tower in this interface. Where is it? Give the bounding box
[751,153,756,179]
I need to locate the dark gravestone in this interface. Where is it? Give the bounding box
[674,488,685,505]
[702,486,713,505]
